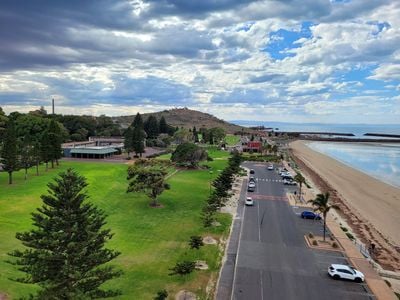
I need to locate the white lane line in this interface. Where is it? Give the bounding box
[260,270,264,300]
[230,201,246,300]
[257,200,261,242]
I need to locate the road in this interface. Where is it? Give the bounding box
[229,162,373,300]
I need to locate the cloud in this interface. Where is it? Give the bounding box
[0,0,399,124]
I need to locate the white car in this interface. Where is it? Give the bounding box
[248,181,256,188]
[245,197,254,206]
[283,178,297,185]
[267,164,274,170]
[328,264,365,282]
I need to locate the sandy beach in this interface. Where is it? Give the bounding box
[290,140,400,269]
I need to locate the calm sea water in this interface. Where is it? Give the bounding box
[232,121,400,138]
[307,142,400,189]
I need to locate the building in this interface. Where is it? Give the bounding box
[62,137,124,159]
[243,141,262,152]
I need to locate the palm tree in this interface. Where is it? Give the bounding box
[308,192,339,241]
[294,172,306,201]
[271,145,278,156]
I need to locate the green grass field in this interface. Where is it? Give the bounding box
[0,151,231,299]
[224,134,240,146]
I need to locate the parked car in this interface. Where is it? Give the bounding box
[283,178,297,185]
[328,264,365,282]
[301,211,321,220]
[245,197,254,206]
[250,169,255,174]
[249,176,256,183]
[267,164,274,170]
[248,181,256,188]
[247,185,255,192]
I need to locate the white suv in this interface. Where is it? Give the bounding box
[328,264,364,282]
[245,197,254,206]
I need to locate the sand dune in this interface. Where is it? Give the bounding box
[290,140,400,246]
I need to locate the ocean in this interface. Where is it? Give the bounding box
[231,121,400,138]
[231,120,400,188]
[307,142,400,189]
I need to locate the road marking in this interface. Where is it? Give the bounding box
[257,200,261,242]
[252,195,288,201]
[231,199,246,300]
[260,270,264,300]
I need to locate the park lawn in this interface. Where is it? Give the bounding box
[224,134,240,146]
[0,149,232,299]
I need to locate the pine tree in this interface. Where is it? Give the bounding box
[124,126,133,157]
[132,126,145,157]
[40,130,51,171]
[132,112,143,129]
[144,115,159,139]
[8,169,122,299]
[19,134,35,180]
[159,116,168,134]
[192,126,199,143]
[48,119,62,168]
[1,119,19,184]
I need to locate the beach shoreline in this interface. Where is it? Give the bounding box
[289,140,400,271]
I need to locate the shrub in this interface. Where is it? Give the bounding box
[312,240,318,246]
[169,261,196,276]
[340,226,348,232]
[308,232,314,238]
[154,289,168,300]
[332,242,339,248]
[189,236,204,250]
[345,232,354,240]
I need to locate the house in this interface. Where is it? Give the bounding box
[243,141,262,152]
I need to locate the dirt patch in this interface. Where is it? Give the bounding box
[195,260,209,270]
[203,236,218,245]
[304,235,344,252]
[175,290,197,300]
[291,146,400,271]
[0,294,8,300]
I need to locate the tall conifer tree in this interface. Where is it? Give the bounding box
[1,119,19,184]
[9,169,122,299]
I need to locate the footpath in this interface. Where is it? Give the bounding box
[284,162,397,300]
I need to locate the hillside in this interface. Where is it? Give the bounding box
[113,108,246,133]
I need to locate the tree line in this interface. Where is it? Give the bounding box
[0,107,64,184]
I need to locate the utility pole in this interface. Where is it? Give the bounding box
[52,98,55,115]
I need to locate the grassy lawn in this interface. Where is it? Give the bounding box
[224,134,240,146]
[0,150,232,299]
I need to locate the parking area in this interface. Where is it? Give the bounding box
[292,205,375,299]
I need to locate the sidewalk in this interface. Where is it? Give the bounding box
[328,218,397,300]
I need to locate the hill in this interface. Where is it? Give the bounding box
[113,108,245,133]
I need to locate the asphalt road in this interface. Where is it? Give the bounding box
[230,162,373,300]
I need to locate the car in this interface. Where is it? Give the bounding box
[247,186,255,192]
[301,211,321,220]
[249,176,256,183]
[245,197,254,206]
[248,181,256,188]
[249,169,255,174]
[267,164,274,170]
[328,264,365,282]
[283,178,296,185]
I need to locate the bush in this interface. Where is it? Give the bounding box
[154,289,168,300]
[345,232,355,240]
[308,232,314,238]
[312,240,318,246]
[332,242,339,248]
[340,226,348,232]
[189,236,204,250]
[169,261,196,276]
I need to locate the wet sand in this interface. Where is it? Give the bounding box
[290,140,400,246]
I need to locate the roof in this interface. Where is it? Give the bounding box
[70,147,118,155]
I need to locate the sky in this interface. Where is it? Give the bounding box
[0,0,399,124]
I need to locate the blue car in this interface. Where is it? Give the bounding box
[301,211,321,220]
